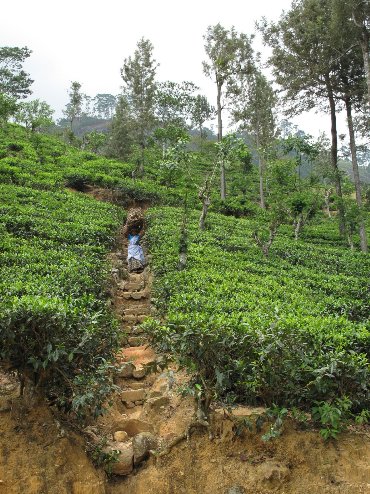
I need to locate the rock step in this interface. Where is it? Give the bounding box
[116,361,147,379]
[120,290,149,300]
[122,314,149,324]
[123,305,151,316]
[127,336,147,347]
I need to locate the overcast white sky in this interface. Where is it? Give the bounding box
[1,0,347,138]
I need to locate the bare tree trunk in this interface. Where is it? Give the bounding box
[217,82,226,200]
[199,197,211,230]
[345,96,368,252]
[354,11,370,108]
[361,36,370,107]
[253,222,279,257]
[324,189,332,218]
[256,129,265,209]
[199,179,211,230]
[347,233,355,251]
[294,215,304,241]
[138,141,145,176]
[326,77,346,235]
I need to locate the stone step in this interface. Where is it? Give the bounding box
[122,314,149,324]
[121,388,146,404]
[120,290,149,300]
[128,336,147,347]
[124,306,150,317]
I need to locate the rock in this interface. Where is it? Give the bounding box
[126,401,135,409]
[83,426,100,445]
[114,418,154,436]
[124,306,150,316]
[148,390,163,398]
[113,431,129,442]
[116,362,134,378]
[72,481,105,494]
[122,314,137,324]
[132,367,146,379]
[131,291,147,300]
[225,487,245,494]
[260,461,290,483]
[125,282,143,291]
[146,395,170,412]
[131,325,144,335]
[134,400,144,406]
[132,432,158,465]
[128,336,144,347]
[108,442,134,476]
[121,389,146,403]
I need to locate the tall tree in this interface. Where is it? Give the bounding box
[92,93,117,119]
[231,67,276,208]
[203,24,253,200]
[0,46,33,99]
[190,94,214,141]
[121,38,158,175]
[63,81,83,132]
[15,99,54,132]
[108,95,134,160]
[260,0,349,234]
[328,0,368,251]
[154,81,198,153]
[347,0,370,106]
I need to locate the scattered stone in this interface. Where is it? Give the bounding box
[145,395,170,413]
[125,401,135,409]
[122,314,137,323]
[134,400,144,406]
[148,390,163,398]
[83,426,100,445]
[128,336,143,347]
[260,461,290,483]
[114,418,154,436]
[131,325,144,335]
[132,367,146,379]
[226,487,245,494]
[116,362,134,378]
[107,442,134,476]
[72,480,105,494]
[129,381,146,390]
[132,432,158,465]
[124,306,150,316]
[131,290,148,300]
[121,389,146,403]
[125,282,143,292]
[113,431,129,442]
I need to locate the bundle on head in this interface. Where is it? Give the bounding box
[125,208,144,232]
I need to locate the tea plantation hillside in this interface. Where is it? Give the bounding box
[0,124,369,434]
[0,124,186,205]
[145,207,370,431]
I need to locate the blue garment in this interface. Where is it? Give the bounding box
[127,234,145,262]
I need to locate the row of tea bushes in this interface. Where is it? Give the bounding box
[0,124,185,205]
[0,183,125,417]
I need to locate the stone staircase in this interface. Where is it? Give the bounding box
[93,220,165,475]
[90,212,195,480]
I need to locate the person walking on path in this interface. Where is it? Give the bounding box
[127,224,145,272]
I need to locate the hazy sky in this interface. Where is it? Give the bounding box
[1,0,346,138]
